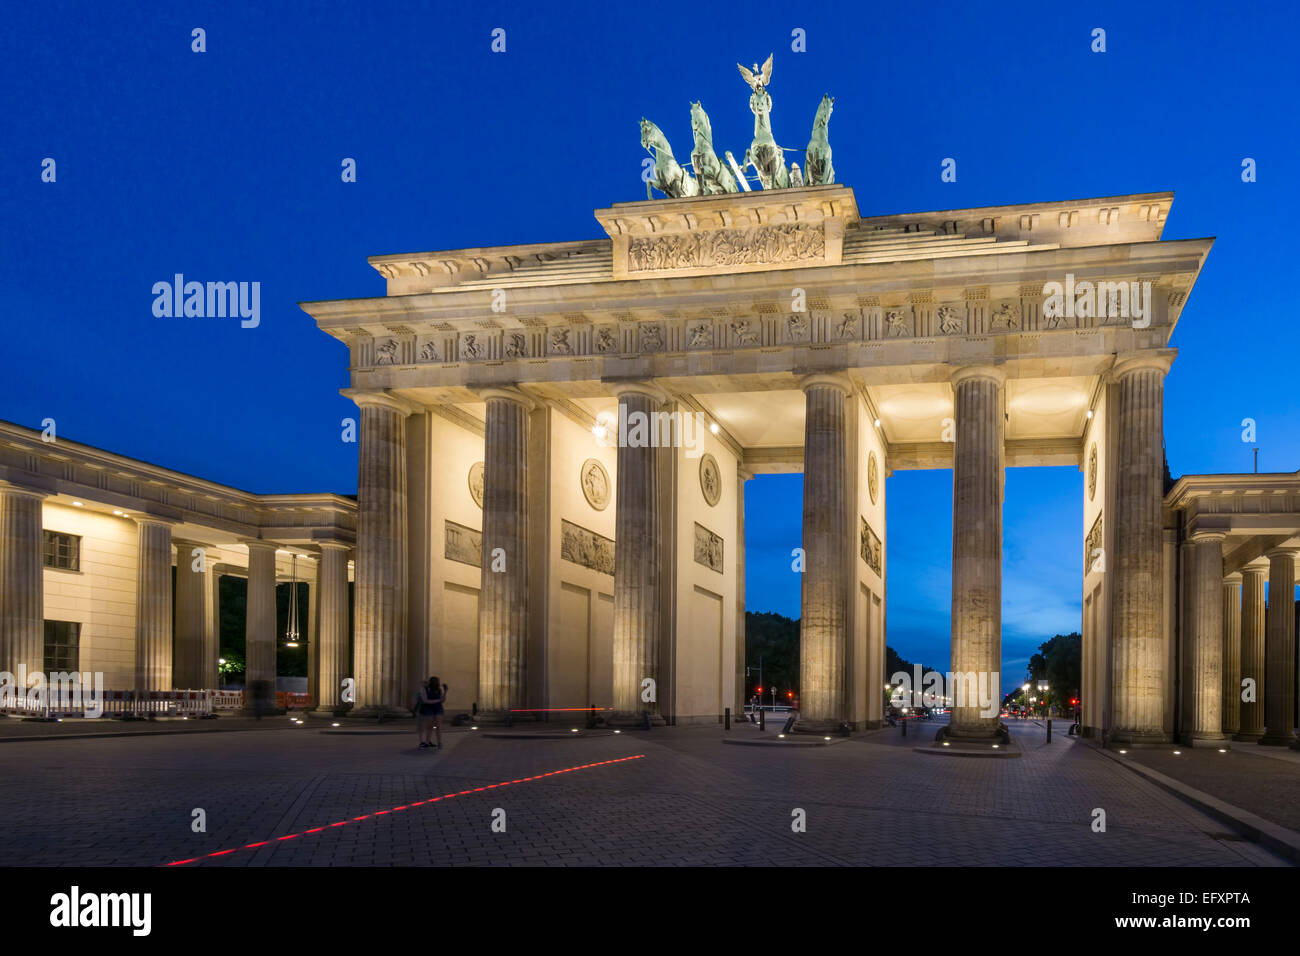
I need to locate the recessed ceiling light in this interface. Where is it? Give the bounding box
[72,501,83,507]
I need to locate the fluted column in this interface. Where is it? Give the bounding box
[1221,572,1242,738]
[243,540,278,712]
[477,388,532,717]
[796,374,851,733]
[0,483,47,680]
[1188,532,1227,743]
[1109,354,1172,744]
[1236,562,1267,740]
[172,539,212,689]
[1261,547,1298,746]
[134,518,174,699]
[313,542,351,713]
[612,383,666,723]
[348,391,412,717]
[735,466,752,721]
[947,366,1004,739]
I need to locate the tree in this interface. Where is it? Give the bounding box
[1025,632,1081,713]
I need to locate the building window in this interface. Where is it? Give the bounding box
[44,620,80,672]
[43,531,81,571]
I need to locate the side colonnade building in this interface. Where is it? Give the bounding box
[0,422,356,712]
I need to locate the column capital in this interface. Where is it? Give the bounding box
[0,479,50,500]
[240,538,280,554]
[1189,530,1227,544]
[133,514,179,530]
[1223,571,1243,585]
[798,372,853,395]
[315,539,353,554]
[949,364,1006,389]
[608,380,668,403]
[1109,350,1175,382]
[1265,545,1300,560]
[737,464,755,482]
[340,388,414,417]
[1243,558,1270,577]
[473,385,536,410]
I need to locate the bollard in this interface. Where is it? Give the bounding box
[724,707,731,730]
[759,708,765,731]
[1046,718,1052,743]
[642,710,652,731]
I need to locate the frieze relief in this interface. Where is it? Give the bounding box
[627,222,826,273]
[694,523,724,573]
[1085,512,1103,568]
[860,517,882,575]
[445,520,481,568]
[560,519,615,575]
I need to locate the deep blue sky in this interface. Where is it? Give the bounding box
[4,1,1297,680]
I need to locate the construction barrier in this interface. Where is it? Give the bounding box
[2,689,214,719]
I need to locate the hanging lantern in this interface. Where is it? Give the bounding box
[283,554,303,648]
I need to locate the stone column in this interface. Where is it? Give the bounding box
[1188,532,1227,744]
[611,383,667,724]
[134,518,174,701]
[0,483,47,680]
[313,541,351,713]
[1261,547,1298,746]
[1236,562,1267,740]
[477,388,532,718]
[735,466,752,722]
[1221,572,1242,738]
[1109,354,1171,744]
[243,540,278,713]
[348,391,412,717]
[172,539,211,689]
[796,374,851,733]
[947,365,1005,740]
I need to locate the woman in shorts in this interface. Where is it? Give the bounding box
[417,677,447,750]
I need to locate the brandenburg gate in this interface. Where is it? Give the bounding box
[300,182,1212,740]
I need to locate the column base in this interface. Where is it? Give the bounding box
[1258,731,1298,747]
[1107,729,1172,747]
[471,710,540,726]
[308,706,348,718]
[1233,730,1263,742]
[345,706,411,720]
[607,711,667,728]
[792,717,851,736]
[1183,734,1229,749]
[935,722,1010,745]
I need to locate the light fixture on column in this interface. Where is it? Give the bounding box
[282,555,303,648]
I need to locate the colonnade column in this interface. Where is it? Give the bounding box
[1109,354,1171,744]
[0,483,47,681]
[1236,562,1267,740]
[348,391,412,717]
[796,374,851,734]
[1220,572,1242,738]
[172,538,213,689]
[735,467,752,721]
[946,365,1004,740]
[611,383,667,724]
[1188,531,1227,744]
[477,388,532,718]
[243,540,278,713]
[313,541,351,714]
[134,518,174,701]
[1260,547,1298,746]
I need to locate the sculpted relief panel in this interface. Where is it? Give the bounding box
[627,223,825,273]
[560,519,615,576]
[445,520,482,568]
[694,523,724,573]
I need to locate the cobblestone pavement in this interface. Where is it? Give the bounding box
[0,717,1289,867]
[1123,742,1300,834]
